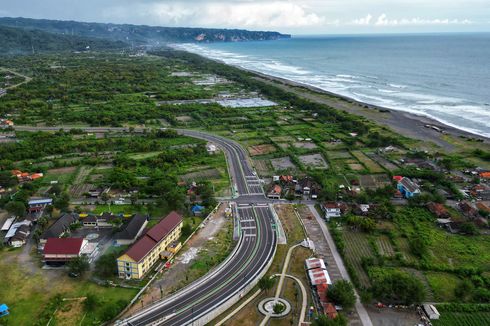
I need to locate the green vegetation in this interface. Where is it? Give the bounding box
[328,280,356,310]
[0,16,289,44]
[0,252,137,325]
[0,25,127,55]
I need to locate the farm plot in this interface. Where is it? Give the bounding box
[343,230,373,287]
[368,153,399,171]
[395,237,418,263]
[375,235,396,257]
[299,153,328,169]
[360,174,391,190]
[69,166,94,197]
[253,159,272,177]
[328,151,352,159]
[43,166,77,184]
[270,136,295,143]
[270,156,296,171]
[323,141,344,150]
[247,144,276,156]
[292,142,317,150]
[348,163,365,171]
[351,151,385,173]
[180,168,222,182]
[277,143,291,150]
[176,115,193,122]
[432,312,490,326]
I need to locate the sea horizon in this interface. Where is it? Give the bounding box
[173,33,490,138]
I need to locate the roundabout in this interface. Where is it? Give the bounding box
[258,297,291,318]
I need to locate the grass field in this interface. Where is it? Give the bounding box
[0,251,137,325]
[351,150,385,173]
[342,230,373,287]
[425,272,460,302]
[432,312,490,326]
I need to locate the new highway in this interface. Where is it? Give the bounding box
[119,129,277,326]
[12,126,278,325]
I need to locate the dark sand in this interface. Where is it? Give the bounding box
[250,71,489,152]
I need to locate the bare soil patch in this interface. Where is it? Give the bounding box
[299,153,328,169]
[248,144,276,156]
[292,142,317,149]
[270,156,296,170]
[348,163,365,171]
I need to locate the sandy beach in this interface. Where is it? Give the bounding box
[248,70,490,152]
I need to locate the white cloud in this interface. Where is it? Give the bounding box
[125,1,326,28]
[352,14,372,25]
[350,13,473,27]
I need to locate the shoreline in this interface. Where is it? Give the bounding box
[257,71,490,140]
[172,45,489,150]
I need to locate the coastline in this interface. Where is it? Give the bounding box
[173,45,489,151]
[249,70,490,150]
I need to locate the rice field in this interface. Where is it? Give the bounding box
[343,230,374,287]
[376,235,396,257]
[351,150,385,173]
[432,312,490,326]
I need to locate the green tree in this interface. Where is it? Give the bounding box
[83,293,99,312]
[312,314,348,326]
[273,302,285,314]
[370,268,426,305]
[5,200,26,217]
[0,171,17,187]
[328,280,356,310]
[54,192,70,211]
[258,276,275,294]
[181,223,193,238]
[67,256,90,276]
[460,222,479,235]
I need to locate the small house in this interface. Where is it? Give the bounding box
[427,203,450,218]
[321,202,341,220]
[40,213,78,244]
[206,143,217,154]
[114,214,148,246]
[268,185,282,200]
[9,224,30,247]
[43,238,88,265]
[0,304,9,317]
[397,177,421,198]
[423,304,440,320]
[4,220,31,247]
[458,201,478,219]
[191,205,205,216]
[28,198,53,213]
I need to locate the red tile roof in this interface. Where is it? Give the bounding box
[146,211,182,242]
[44,238,84,255]
[124,211,183,262]
[480,172,490,179]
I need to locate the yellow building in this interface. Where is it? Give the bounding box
[117,211,183,279]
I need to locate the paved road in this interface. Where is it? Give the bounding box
[12,125,367,326]
[122,205,276,325]
[308,205,373,326]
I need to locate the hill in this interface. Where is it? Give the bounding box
[0,17,291,45]
[0,25,128,54]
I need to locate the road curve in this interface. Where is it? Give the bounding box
[13,125,278,326]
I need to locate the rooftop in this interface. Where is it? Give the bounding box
[44,238,84,255]
[124,211,182,262]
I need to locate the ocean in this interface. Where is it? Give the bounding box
[174,33,490,138]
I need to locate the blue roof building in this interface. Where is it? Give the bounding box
[191,205,205,216]
[0,304,9,317]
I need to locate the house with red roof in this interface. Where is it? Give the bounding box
[117,211,183,279]
[43,238,87,265]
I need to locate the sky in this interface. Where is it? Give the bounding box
[1,0,489,35]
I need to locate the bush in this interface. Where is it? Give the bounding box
[369,268,426,305]
[328,280,356,310]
